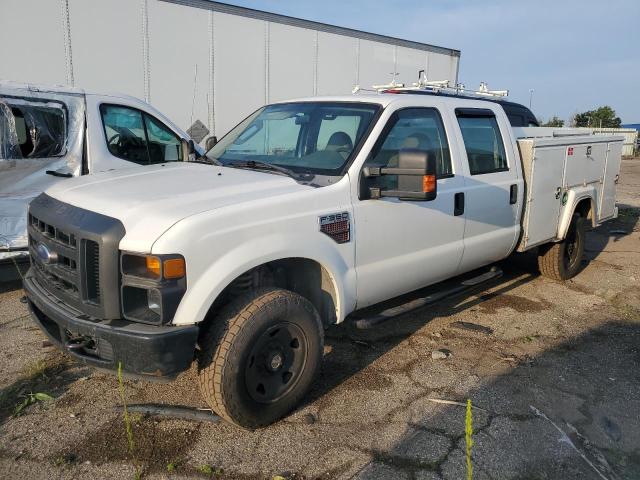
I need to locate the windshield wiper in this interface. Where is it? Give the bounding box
[226,160,302,180]
[189,155,223,166]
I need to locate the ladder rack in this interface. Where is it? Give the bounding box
[353,70,509,99]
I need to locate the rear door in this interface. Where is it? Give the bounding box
[453,107,522,273]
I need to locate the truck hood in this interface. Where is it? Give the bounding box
[45,162,312,252]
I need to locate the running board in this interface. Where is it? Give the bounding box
[353,267,503,329]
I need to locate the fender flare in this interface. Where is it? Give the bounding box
[171,232,356,326]
[557,187,597,240]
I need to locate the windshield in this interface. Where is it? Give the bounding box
[206,102,380,176]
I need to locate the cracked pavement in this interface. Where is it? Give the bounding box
[0,158,639,479]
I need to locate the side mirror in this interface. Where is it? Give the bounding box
[205,136,218,151]
[362,149,437,201]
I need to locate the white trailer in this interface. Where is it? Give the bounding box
[0,0,460,141]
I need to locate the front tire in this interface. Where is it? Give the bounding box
[198,288,323,429]
[538,213,586,281]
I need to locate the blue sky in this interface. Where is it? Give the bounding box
[225,0,639,123]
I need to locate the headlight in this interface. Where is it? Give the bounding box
[120,252,186,325]
[122,253,185,280]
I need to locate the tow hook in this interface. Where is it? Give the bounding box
[65,335,93,353]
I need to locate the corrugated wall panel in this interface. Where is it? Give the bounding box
[68,0,145,99]
[396,47,428,88]
[358,40,395,90]
[213,12,266,135]
[0,0,67,85]
[147,0,209,132]
[427,52,457,85]
[268,23,315,102]
[317,32,358,96]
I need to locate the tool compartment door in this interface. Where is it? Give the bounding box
[599,141,623,220]
[564,143,606,189]
[522,145,565,248]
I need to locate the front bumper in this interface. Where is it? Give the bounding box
[23,269,198,380]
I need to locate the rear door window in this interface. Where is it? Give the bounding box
[100,104,183,165]
[455,109,508,175]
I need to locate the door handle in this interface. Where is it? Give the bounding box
[510,184,518,205]
[454,192,464,216]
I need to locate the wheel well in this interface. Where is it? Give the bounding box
[204,258,339,328]
[575,198,593,223]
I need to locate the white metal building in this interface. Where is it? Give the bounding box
[0,0,460,141]
[591,128,638,157]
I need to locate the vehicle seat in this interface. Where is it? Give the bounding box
[324,131,353,160]
[387,132,433,168]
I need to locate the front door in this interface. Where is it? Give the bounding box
[352,107,466,309]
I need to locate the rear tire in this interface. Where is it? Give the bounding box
[538,213,585,281]
[197,288,323,429]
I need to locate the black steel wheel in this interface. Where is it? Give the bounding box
[245,322,308,403]
[538,213,586,281]
[198,288,323,429]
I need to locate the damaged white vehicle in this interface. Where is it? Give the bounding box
[0,81,202,268]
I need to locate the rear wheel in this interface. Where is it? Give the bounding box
[538,213,585,281]
[197,288,323,429]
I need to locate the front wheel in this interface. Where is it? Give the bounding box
[197,288,324,429]
[537,213,586,281]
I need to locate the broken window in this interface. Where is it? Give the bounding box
[0,99,67,160]
[0,101,21,159]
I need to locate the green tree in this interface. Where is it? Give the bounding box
[574,106,621,128]
[542,116,565,127]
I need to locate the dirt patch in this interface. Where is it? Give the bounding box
[336,367,393,392]
[449,321,494,335]
[54,391,83,409]
[0,352,72,422]
[476,293,552,314]
[57,415,202,475]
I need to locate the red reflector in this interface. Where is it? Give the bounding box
[567,147,574,156]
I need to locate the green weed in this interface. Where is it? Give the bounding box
[465,399,474,480]
[13,392,53,417]
[117,362,142,480]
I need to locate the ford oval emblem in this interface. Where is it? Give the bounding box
[36,243,57,265]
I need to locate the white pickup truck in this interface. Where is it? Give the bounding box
[0,81,203,268]
[23,90,623,429]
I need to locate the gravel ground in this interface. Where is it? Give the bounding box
[0,159,639,480]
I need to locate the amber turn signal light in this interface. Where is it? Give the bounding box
[163,258,186,279]
[145,256,162,278]
[422,174,436,193]
[145,256,185,279]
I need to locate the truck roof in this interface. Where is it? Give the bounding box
[278,92,539,127]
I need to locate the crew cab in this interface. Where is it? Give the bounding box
[0,81,203,267]
[22,91,623,429]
